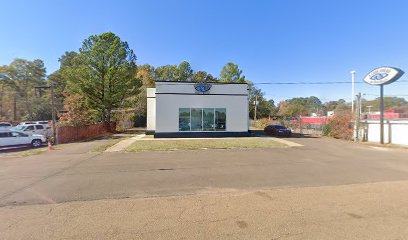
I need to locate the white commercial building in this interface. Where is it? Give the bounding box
[147,81,250,137]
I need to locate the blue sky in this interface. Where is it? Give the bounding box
[1,0,408,103]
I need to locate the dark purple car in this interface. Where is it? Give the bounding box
[264,125,292,137]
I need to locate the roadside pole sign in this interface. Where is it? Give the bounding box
[363,67,404,85]
[363,67,404,144]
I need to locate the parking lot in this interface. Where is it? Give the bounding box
[1,136,408,239]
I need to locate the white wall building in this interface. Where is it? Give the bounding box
[147,81,250,137]
[363,120,408,146]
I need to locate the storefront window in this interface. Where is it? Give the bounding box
[179,108,190,131]
[179,108,226,131]
[191,108,203,131]
[215,108,226,131]
[203,108,215,131]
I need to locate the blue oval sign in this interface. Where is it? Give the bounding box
[364,67,404,85]
[194,82,212,93]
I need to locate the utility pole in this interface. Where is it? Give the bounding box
[254,95,258,123]
[350,71,356,113]
[366,106,372,115]
[50,83,57,144]
[35,83,57,145]
[354,92,361,142]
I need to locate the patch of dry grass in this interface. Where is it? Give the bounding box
[126,138,286,152]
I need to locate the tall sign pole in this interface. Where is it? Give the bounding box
[379,85,384,144]
[363,67,404,144]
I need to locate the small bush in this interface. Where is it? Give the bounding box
[324,111,353,140]
[253,118,273,129]
[59,94,96,127]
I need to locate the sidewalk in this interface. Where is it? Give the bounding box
[105,134,145,152]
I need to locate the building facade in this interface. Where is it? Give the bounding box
[147,81,250,138]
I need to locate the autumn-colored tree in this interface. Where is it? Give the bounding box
[192,71,209,82]
[323,110,353,140]
[59,94,95,127]
[132,64,156,125]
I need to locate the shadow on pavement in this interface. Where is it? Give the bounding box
[117,128,146,135]
[0,145,46,154]
[249,130,319,139]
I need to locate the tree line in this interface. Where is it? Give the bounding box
[0,32,271,125]
[2,32,406,126]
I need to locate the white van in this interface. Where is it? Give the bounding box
[0,130,47,148]
[11,124,51,137]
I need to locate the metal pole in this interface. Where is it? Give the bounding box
[354,92,361,142]
[50,83,57,145]
[254,95,257,123]
[380,85,384,144]
[351,71,356,113]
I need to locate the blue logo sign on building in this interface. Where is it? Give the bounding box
[194,82,212,93]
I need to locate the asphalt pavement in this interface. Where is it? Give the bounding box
[1,136,408,239]
[1,136,408,206]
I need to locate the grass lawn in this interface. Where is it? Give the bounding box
[0,147,48,156]
[19,147,49,155]
[125,138,287,152]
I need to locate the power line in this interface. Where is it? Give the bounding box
[152,80,408,85]
[363,93,408,97]
[253,80,408,85]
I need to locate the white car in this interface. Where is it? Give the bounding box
[20,121,49,125]
[11,124,51,137]
[0,130,47,148]
[0,122,13,130]
[19,121,37,125]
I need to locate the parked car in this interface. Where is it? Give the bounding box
[19,121,37,125]
[264,125,292,137]
[11,124,51,137]
[0,130,47,148]
[0,122,13,130]
[20,121,49,125]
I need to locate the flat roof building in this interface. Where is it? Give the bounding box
[147,81,250,138]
